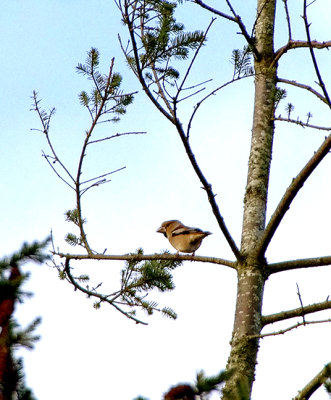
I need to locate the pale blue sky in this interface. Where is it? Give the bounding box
[1,1,331,399]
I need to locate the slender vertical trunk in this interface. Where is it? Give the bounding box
[223,1,277,398]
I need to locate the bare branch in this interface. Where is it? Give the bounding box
[268,256,331,274]
[282,0,292,40]
[277,78,328,104]
[174,18,215,105]
[249,318,331,339]
[273,116,331,131]
[193,0,236,21]
[273,39,331,69]
[193,0,260,59]
[296,283,306,324]
[41,151,75,190]
[256,134,331,258]
[56,252,237,269]
[31,91,76,185]
[302,0,331,107]
[187,74,252,138]
[80,167,126,185]
[293,362,331,400]
[262,300,331,326]
[174,121,242,260]
[88,131,146,145]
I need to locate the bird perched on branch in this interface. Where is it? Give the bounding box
[157,220,212,255]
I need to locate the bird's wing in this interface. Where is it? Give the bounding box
[172,226,203,236]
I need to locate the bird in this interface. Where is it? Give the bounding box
[157,220,212,255]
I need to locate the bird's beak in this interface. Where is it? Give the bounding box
[157,226,166,233]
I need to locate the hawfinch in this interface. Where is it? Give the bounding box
[157,220,211,255]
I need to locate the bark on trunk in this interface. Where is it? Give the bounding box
[223,1,277,398]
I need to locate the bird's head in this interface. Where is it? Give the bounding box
[157,220,182,237]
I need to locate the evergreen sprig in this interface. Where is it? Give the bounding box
[118,249,181,319]
[11,317,42,350]
[76,48,134,121]
[0,238,50,270]
[195,369,230,395]
[231,46,254,79]
[125,0,205,83]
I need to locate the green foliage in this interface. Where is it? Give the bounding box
[122,0,205,83]
[285,102,294,119]
[65,209,85,226]
[231,46,254,79]
[119,249,181,319]
[8,358,38,400]
[11,317,41,350]
[0,241,47,400]
[133,397,149,400]
[0,238,50,303]
[64,232,81,247]
[0,238,50,270]
[64,210,85,246]
[76,48,134,121]
[195,369,230,396]
[274,87,287,111]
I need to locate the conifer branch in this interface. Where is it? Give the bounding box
[63,258,148,325]
[262,299,331,326]
[268,255,331,274]
[293,362,331,400]
[75,57,117,255]
[256,134,331,258]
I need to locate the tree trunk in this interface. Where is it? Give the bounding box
[223,1,277,398]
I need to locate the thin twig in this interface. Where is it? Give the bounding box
[249,319,331,339]
[174,18,215,105]
[282,0,292,40]
[296,283,306,324]
[277,78,328,104]
[262,299,331,326]
[273,117,331,131]
[256,134,331,258]
[41,151,75,190]
[80,167,126,185]
[64,258,147,325]
[302,0,331,107]
[272,39,331,69]
[187,74,252,136]
[193,0,235,21]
